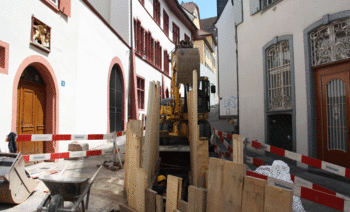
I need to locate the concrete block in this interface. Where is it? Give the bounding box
[65,141,89,160]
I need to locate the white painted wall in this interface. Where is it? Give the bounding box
[0,0,130,153]
[215,2,238,116]
[132,0,193,114]
[238,0,350,156]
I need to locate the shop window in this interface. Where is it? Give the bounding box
[137,76,145,109]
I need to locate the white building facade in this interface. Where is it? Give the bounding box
[0,0,131,153]
[217,0,350,168]
[131,0,197,120]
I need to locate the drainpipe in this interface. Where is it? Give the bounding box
[235,23,239,134]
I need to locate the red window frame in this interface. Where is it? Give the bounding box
[164,50,169,75]
[153,0,161,25]
[173,23,180,45]
[137,76,145,109]
[185,34,190,41]
[163,10,169,36]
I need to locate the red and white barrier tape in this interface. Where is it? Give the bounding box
[14,131,125,142]
[212,127,350,180]
[23,148,121,162]
[245,155,350,201]
[246,170,350,212]
[210,133,350,210]
[247,140,350,179]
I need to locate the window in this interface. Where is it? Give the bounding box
[185,34,190,41]
[262,0,280,9]
[155,41,162,69]
[134,20,146,56]
[49,0,58,6]
[164,50,169,75]
[110,65,124,132]
[163,10,169,36]
[0,40,9,75]
[41,0,71,17]
[153,0,161,25]
[310,18,350,67]
[151,37,155,64]
[137,76,145,109]
[266,41,291,111]
[173,23,180,45]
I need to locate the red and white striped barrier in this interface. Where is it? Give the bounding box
[245,155,350,201]
[14,131,125,142]
[212,127,350,180]
[23,148,121,162]
[211,129,350,211]
[246,170,350,212]
[247,140,350,180]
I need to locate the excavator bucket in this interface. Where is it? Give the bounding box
[175,47,200,86]
[0,153,38,204]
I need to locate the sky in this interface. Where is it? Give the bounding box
[181,0,217,19]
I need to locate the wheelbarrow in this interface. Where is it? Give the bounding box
[37,165,103,212]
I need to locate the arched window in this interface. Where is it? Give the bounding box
[110,65,123,132]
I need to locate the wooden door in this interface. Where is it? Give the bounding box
[17,81,45,155]
[315,60,350,168]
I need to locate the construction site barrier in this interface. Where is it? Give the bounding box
[23,148,121,162]
[8,131,125,164]
[211,127,350,212]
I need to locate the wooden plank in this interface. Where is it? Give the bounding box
[206,158,226,212]
[264,185,293,212]
[197,137,209,188]
[146,189,157,212]
[188,186,207,212]
[166,175,183,212]
[156,195,165,212]
[222,162,246,212]
[241,176,267,212]
[119,203,138,212]
[125,120,143,192]
[237,135,244,163]
[177,199,188,212]
[232,134,238,163]
[135,168,148,212]
[126,133,142,210]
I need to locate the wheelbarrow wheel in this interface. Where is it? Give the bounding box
[48,194,64,212]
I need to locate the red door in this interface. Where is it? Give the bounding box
[315,60,350,168]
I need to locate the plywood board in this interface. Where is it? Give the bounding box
[222,162,246,212]
[188,186,207,212]
[166,175,183,212]
[196,137,209,188]
[146,189,157,212]
[156,195,164,212]
[125,120,143,192]
[206,158,226,212]
[232,134,238,163]
[236,134,244,164]
[177,199,188,212]
[126,133,142,209]
[242,176,267,212]
[135,168,148,212]
[142,81,160,188]
[264,185,293,212]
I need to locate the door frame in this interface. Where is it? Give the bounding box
[12,55,59,154]
[313,58,350,163]
[303,10,350,159]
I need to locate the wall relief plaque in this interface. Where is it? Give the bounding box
[30,16,51,53]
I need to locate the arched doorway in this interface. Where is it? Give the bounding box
[16,66,46,155]
[109,64,124,132]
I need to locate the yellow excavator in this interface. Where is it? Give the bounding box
[159,40,216,145]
